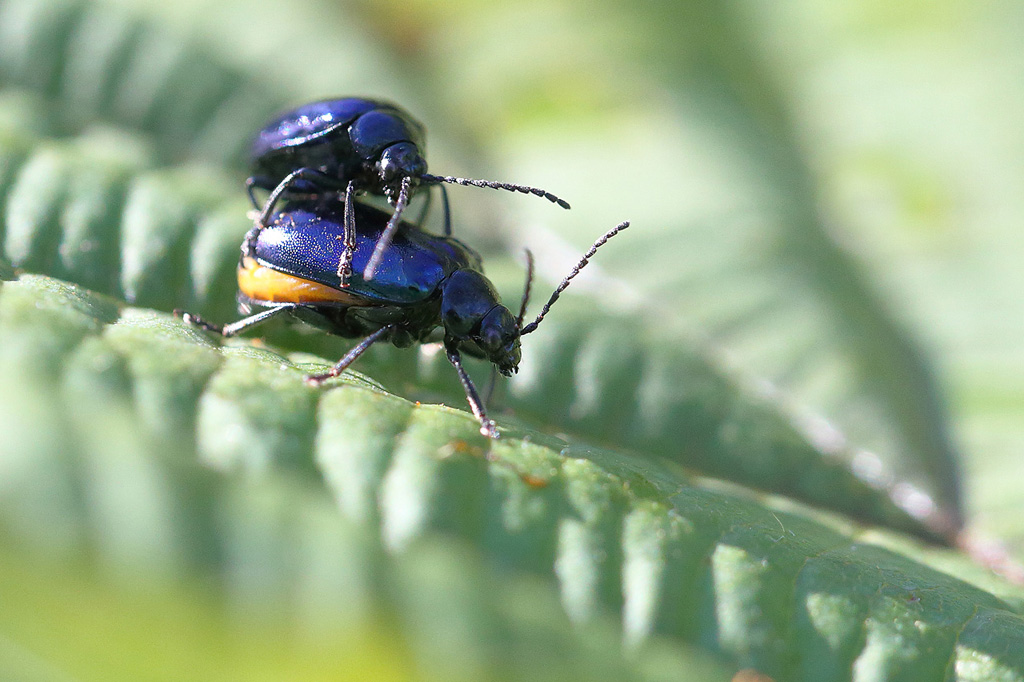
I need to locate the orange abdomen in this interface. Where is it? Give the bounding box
[237,257,365,305]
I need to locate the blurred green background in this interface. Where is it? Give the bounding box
[2,0,1024,679]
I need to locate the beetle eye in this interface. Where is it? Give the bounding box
[480,324,503,354]
[477,307,513,353]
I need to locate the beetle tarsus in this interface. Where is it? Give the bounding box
[479,418,499,439]
[175,309,223,335]
[337,180,358,282]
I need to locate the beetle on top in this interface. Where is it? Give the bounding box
[247,97,571,282]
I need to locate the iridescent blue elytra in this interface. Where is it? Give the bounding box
[254,201,478,306]
[179,198,630,439]
[246,96,570,282]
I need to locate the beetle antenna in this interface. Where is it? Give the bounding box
[516,249,534,328]
[421,173,570,209]
[520,221,630,336]
[364,176,412,279]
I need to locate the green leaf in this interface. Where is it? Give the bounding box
[3,272,1024,680]
[0,383,729,682]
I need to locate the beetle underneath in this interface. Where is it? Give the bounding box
[179,200,627,438]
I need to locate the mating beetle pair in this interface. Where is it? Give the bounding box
[182,199,627,438]
[246,97,570,282]
[181,96,627,437]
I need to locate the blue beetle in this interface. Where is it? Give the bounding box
[246,97,571,282]
[180,200,627,438]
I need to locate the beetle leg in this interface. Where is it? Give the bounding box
[440,184,452,236]
[245,168,344,259]
[257,167,340,227]
[306,324,395,384]
[446,346,498,439]
[244,176,275,211]
[336,180,357,284]
[245,177,261,210]
[363,176,412,280]
[408,184,449,236]
[412,182,432,230]
[176,305,292,337]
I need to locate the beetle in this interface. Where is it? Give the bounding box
[246,97,571,282]
[180,199,627,438]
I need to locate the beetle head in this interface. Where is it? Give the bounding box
[441,270,521,376]
[475,305,521,376]
[377,142,427,200]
